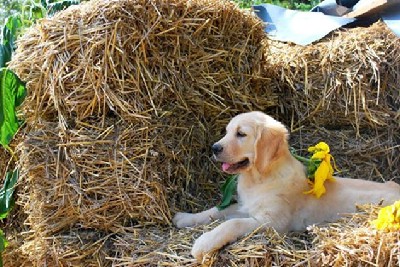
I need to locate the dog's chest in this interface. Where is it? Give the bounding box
[237,177,284,211]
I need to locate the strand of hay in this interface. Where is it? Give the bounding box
[268,21,400,133]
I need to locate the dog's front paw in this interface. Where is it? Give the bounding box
[191,231,217,261]
[172,212,199,228]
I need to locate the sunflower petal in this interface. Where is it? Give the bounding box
[315,142,330,153]
[372,200,400,231]
[311,151,327,160]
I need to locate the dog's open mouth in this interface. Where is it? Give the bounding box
[221,158,250,174]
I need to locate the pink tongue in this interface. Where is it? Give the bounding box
[222,163,232,172]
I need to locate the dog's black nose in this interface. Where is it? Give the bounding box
[211,143,223,155]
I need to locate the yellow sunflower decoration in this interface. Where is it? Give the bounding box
[303,142,336,198]
[372,201,400,231]
[291,141,337,198]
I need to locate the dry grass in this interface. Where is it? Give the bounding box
[8,205,397,267]
[24,204,392,267]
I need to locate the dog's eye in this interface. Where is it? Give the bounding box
[236,131,247,138]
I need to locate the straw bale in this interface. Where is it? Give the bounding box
[9,0,273,127]
[309,204,400,266]
[1,135,32,266]
[7,0,277,225]
[268,21,400,132]
[18,119,172,233]
[5,0,279,263]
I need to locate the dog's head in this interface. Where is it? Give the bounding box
[212,111,289,175]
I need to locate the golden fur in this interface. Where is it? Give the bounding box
[173,111,400,261]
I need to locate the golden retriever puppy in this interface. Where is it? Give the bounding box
[173,111,400,261]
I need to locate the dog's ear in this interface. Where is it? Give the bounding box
[254,124,288,175]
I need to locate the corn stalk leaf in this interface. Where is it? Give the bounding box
[46,0,80,16]
[0,228,7,267]
[0,69,26,147]
[0,170,18,219]
[0,46,11,70]
[3,16,22,47]
[1,16,22,68]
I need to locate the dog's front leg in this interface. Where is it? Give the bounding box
[191,217,260,261]
[173,204,246,228]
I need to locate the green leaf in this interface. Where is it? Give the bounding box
[0,229,7,252]
[1,15,22,68]
[0,68,26,147]
[0,170,19,219]
[41,0,48,9]
[217,175,238,211]
[3,15,22,45]
[306,159,321,180]
[0,45,12,69]
[47,0,80,16]
[0,228,8,267]
[29,4,45,21]
[0,170,18,267]
[290,146,322,180]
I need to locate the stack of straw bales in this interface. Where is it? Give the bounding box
[6,0,276,264]
[3,0,400,264]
